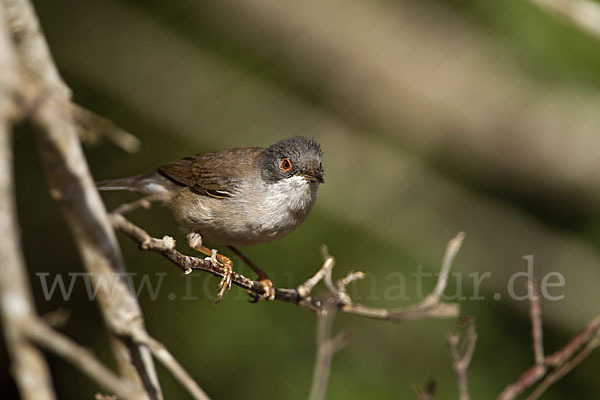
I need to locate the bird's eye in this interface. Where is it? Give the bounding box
[280,157,292,172]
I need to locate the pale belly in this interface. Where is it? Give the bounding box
[169,177,319,246]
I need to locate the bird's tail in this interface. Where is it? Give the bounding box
[96,172,173,196]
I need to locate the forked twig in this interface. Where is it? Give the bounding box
[498,277,600,400]
[448,317,477,400]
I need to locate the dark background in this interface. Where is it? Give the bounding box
[2,0,600,398]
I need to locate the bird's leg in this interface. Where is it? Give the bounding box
[227,245,275,301]
[187,233,233,302]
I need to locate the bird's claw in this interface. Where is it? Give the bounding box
[204,249,219,266]
[248,278,275,302]
[216,261,233,303]
[202,249,232,303]
[186,233,234,303]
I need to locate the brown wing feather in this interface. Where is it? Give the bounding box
[157,147,263,197]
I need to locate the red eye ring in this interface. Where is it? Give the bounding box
[280,157,292,172]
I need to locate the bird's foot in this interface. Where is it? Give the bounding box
[203,250,234,303]
[249,277,275,302]
[187,232,233,302]
[204,248,219,266]
[214,254,233,303]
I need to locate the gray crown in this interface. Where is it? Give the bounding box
[260,136,324,183]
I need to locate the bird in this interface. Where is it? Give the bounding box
[97,136,325,301]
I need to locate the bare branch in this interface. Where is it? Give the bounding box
[71,103,141,153]
[448,318,477,400]
[1,0,165,396]
[26,318,146,400]
[526,316,600,400]
[498,275,600,400]
[545,314,600,367]
[0,4,55,398]
[308,302,351,400]
[529,280,544,367]
[111,193,166,216]
[498,278,547,400]
[129,328,211,400]
[111,213,464,322]
[296,254,335,299]
[339,232,464,322]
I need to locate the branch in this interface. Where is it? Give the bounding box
[308,298,352,400]
[128,328,211,400]
[26,318,146,400]
[526,316,600,400]
[0,3,55,398]
[448,318,477,400]
[529,280,544,367]
[1,0,166,396]
[498,277,600,400]
[71,103,141,153]
[110,208,463,322]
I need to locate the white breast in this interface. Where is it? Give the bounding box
[249,175,319,241]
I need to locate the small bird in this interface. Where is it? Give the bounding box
[97,136,324,301]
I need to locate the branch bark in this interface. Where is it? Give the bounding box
[0,5,55,398]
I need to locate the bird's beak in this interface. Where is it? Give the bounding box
[302,171,325,184]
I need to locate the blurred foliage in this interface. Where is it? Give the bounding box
[439,0,600,88]
[1,0,600,399]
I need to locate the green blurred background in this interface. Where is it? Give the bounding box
[2,0,600,398]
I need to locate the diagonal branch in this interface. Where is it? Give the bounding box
[26,318,146,400]
[498,275,600,400]
[526,315,600,400]
[128,327,211,400]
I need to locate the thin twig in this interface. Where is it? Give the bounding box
[71,103,141,153]
[308,301,351,400]
[526,330,600,400]
[448,318,477,400]
[545,314,600,366]
[498,277,547,400]
[129,328,211,400]
[529,280,544,366]
[111,193,165,215]
[498,276,600,400]
[432,232,465,300]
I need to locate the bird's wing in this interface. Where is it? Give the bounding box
[157,147,263,198]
